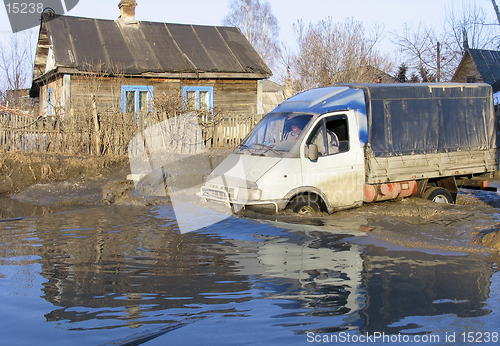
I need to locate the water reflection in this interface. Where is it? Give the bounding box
[223,224,366,331]
[359,246,493,335]
[0,204,497,345]
[0,196,68,219]
[35,207,253,327]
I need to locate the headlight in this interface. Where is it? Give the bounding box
[248,188,262,201]
[237,187,262,201]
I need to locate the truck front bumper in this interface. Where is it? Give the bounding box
[198,185,281,214]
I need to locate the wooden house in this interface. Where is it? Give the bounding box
[452,48,500,92]
[29,0,271,143]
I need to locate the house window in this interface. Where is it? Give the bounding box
[466,76,477,83]
[121,85,153,125]
[46,87,52,116]
[182,86,213,112]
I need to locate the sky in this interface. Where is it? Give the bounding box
[0,0,498,78]
[3,0,498,48]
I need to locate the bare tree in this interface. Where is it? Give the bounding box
[391,23,457,82]
[445,0,499,53]
[392,0,500,83]
[0,29,37,105]
[492,0,500,26]
[290,18,393,92]
[222,0,281,74]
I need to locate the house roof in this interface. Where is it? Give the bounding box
[32,14,271,83]
[456,49,500,92]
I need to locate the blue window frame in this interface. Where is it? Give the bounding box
[121,85,154,125]
[47,87,52,116]
[182,86,213,112]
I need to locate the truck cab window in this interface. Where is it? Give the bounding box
[326,116,349,153]
[307,115,349,156]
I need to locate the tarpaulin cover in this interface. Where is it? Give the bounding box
[358,83,497,157]
[269,83,496,158]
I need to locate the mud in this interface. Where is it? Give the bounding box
[0,152,129,219]
[0,152,129,195]
[101,180,500,255]
[2,152,500,254]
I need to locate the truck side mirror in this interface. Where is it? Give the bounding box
[308,144,318,161]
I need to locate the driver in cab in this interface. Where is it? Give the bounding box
[284,119,305,141]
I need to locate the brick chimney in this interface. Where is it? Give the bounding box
[119,0,137,24]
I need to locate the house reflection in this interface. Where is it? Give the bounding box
[36,206,252,325]
[33,206,495,333]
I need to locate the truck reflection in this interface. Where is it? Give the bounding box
[229,221,366,324]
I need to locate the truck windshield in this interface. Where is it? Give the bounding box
[237,113,313,155]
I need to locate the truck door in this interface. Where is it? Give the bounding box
[300,112,364,209]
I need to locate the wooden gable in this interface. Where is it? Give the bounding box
[453,49,500,92]
[452,50,483,84]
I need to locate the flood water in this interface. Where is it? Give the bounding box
[1,203,499,345]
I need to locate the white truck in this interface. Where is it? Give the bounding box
[200,83,498,214]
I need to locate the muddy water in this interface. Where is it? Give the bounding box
[0,203,499,345]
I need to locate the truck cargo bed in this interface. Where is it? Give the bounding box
[365,148,497,184]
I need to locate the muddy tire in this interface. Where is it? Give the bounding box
[288,195,323,215]
[422,187,454,204]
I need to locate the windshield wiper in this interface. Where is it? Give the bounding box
[238,144,258,154]
[253,143,282,155]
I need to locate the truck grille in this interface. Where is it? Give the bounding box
[204,184,236,199]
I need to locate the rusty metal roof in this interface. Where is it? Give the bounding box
[38,14,271,78]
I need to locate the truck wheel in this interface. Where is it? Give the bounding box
[289,195,323,215]
[422,187,454,204]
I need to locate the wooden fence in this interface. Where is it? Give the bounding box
[0,109,262,155]
[210,113,261,148]
[0,110,134,155]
